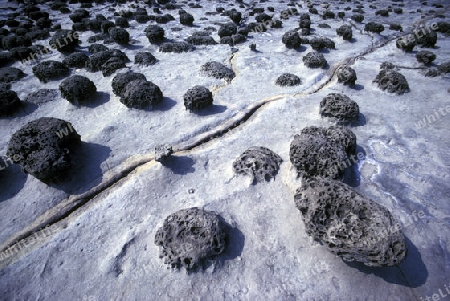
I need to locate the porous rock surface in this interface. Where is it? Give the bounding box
[275,73,301,86]
[320,93,360,124]
[49,29,79,52]
[416,50,436,65]
[6,117,81,181]
[232,146,283,184]
[373,69,409,94]
[62,52,89,68]
[336,65,357,86]
[303,52,327,69]
[282,30,302,48]
[134,52,157,66]
[59,75,97,104]
[294,177,407,267]
[309,37,335,51]
[183,85,213,111]
[336,24,352,41]
[145,25,165,43]
[120,79,163,109]
[32,60,70,83]
[364,22,385,33]
[289,126,356,179]
[200,61,235,81]
[85,49,129,76]
[24,89,58,104]
[159,42,195,53]
[0,87,22,116]
[111,72,147,97]
[0,67,26,83]
[154,207,227,270]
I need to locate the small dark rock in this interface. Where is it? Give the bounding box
[62,52,88,68]
[336,65,357,86]
[183,85,213,111]
[145,25,165,44]
[0,87,22,116]
[416,50,436,64]
[373,69,409,94]
[134,52,157,66]
[336,24,352,41]
[320,93,360,124]
[159,42,195,53]
[303,52,327,68]
[59,75,97,104]
[111,72,147,97]
[275,73,301,86]
[364,22,385,33]
[120,79,163,109]
[282,30,302,48]
[32,60,70,83]
[108,27,130,44]
[0,67,25,83]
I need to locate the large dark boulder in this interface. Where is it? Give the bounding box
[0,87,22,116]
[145,25,165,44]
[111,72,147,97]
[179,10,194,26]
[6,117,81,181]
[310,37,335,51]
[282,30,302,48]
[134,52,157,66]
[373,69,409,94]
[32,60,70,83]
[155,207,227,270]
[24,89,58,104]
[218,22,237,37]
[183,85,213,111]
[290,126,356,179]
[336,65,357,86]
[303,52,327,69]
[85,49,129,76]
[0,67,25,83]
[415,29,437,47]
[108,27,130,44]
[49,29,79,52]
[294,177,407,267]
[59,75,97,104]
[416,50,436,65]
[62,52,88,68]
[200,61,235,81]
[364,22,385,33]
[120,79,163,109]
[187,35,217,46]
[396,35,417,52]
[320,93,360,124]
[232,146,282,184]
[336,24,352,41]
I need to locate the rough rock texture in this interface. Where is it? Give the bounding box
[336,66,357,86]
[218,22,237,37]
[232,146,283,184]
[155,207,227,270]
[6,117,81,181]
[220,34,245,46]
[320,93,360,124]
[32,60,70,83]
[24,89,58,104]
[85,49,129,76]
[396,36,416,52]
[336,24,352,41]
[200,61,235,81]
[184,85,213,111]
[59,75,97,104]
[289,126,357,179]
[134,52,157,66]
[111,72,147,97]
[159,42,195,53]
[145,25,165,44]
[310,37,335,51]
[282,30,302,48]
[275,73,301,86]
[179,10,194,26]
[438,61,450,74]
[351,14,364,23]
[364,22,385,33]
[155,144,173,162]
[373,69,409,94]
[415,29,437,47]
[108,27,130,44]
[120,79,163,109]
[302,52,327,69]
[294,177,407,267]
[0,67,25,83]
[49,29,79,52]
[62,52,88,68]
[416,50,436,65]
[0,87,21,116]
[187,35,217,46]
[88,43,109,54]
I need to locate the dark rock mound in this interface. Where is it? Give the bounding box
[351,14,364,23]
[0,52,14,67]
[275,73,301,86]
[62,52,88,68]
[310,37,335,51]
[438,62,450,73]
[183,85,213,111]
[24,89,58,104]
[200,61,235,81]
[336,24,352,41]
[32,60,70,83]
[320,93,360,124]
[187,35,217,46]
[134,52,157,66]
[416,50,436,64]
[108,27,130,44]
[155,207,227,270]
[282,30,302,48]
[289,126,356,179]
[232,146,282,184]
[364,22,385,33]
[220,34,246,46]
[218,22,237,37]
[111,72,147,97]
[0,67,25,83]
[389,23,403,31]
[396,36,416,52]
[294,177,407,267]
[303,52,327,69]
[120,79,163,109]
[0,87,22,116]
[415,29,437,47]
[59,75,97,104]
[373,69,409,94]
[85,49,129,76]
[49,29,79,52]
[179,10,194,26]
[336,65,357,86]
[6,117,81,181]
[375,9,389,17]
[145,25,165,44]
[88,43,109,53]
[159,42,195,53]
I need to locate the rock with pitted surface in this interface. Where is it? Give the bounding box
[303,52,327,69]
[373,69,409,94]
[294,177,407,267]
[0,87,22,116]
[155,207,227,270]
[336,65,357,86]
[320,93,360,124]
[120,79,163,109]
[59,75,97,104]
[183,85,213,111]
[200,61,235,81]
[275,73,301,86]
[111,72,147,97]
[32,60,70,83]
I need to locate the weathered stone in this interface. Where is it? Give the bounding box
[303,52,327,69]
[373,69,409,94]
[32,60,70,83]
[320,93,360,124]
[336,65,357,86]
[200,61,235,81]
[183,85,213,111]
[59,75,97,104]
[120,79,163,109]
[294,177,407,267]
[275,73,301,86]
